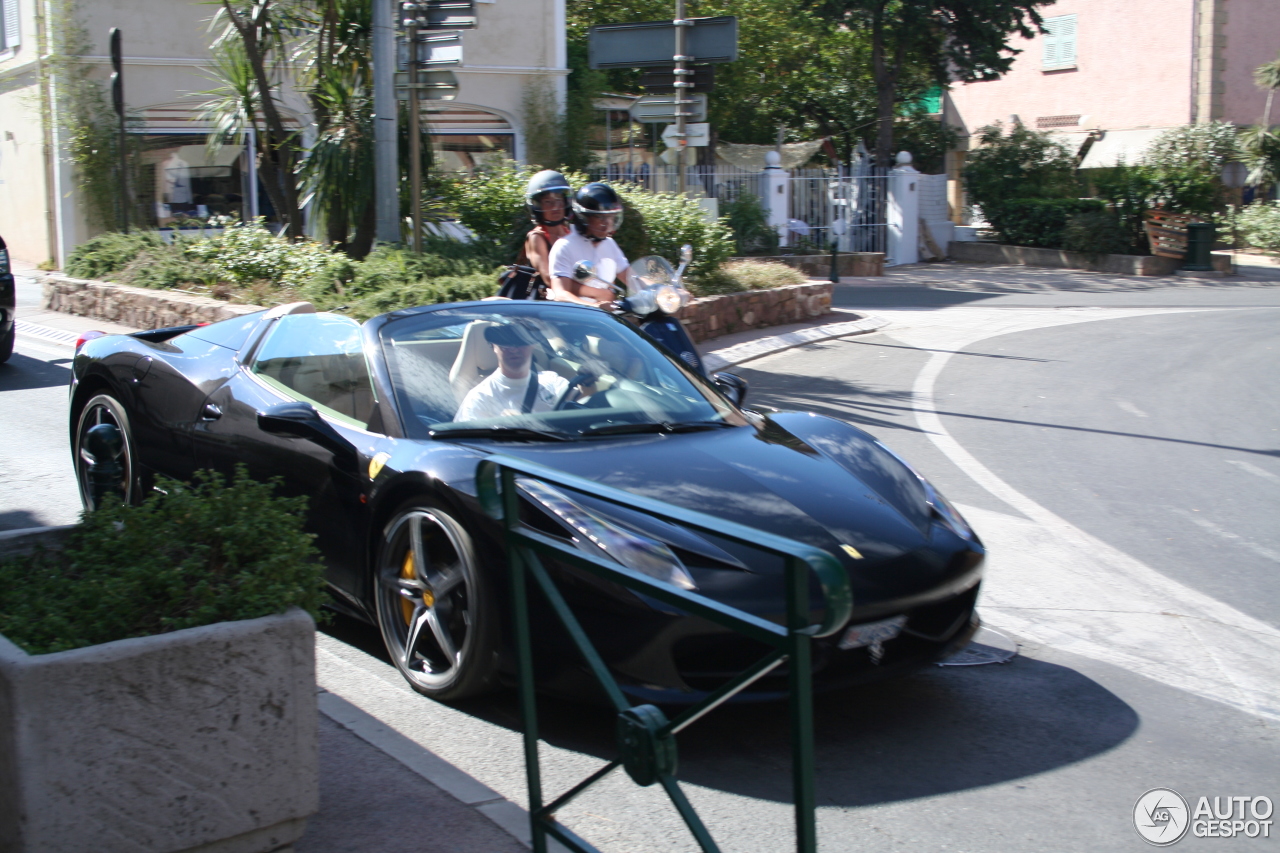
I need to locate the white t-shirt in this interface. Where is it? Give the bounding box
[549,229,629,287]
[455,370,570,422]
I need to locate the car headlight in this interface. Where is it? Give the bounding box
[922,479,975,541]
[654,284,683,315]
[518,478,697,590]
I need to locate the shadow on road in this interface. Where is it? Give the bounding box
[321,613,1137,808]
[0,352,73,392]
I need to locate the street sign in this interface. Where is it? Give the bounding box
[395,70,459,100]
[417,0,476,30]
[639,65,715,93]
[631,92,707,123]
[662,122,709,147]
[397,31,463,70]
[588,16,738,69]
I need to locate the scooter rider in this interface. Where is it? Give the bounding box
[548,182,630,307]
[521,170,573,294]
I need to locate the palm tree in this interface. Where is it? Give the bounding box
[1255,51,1280,128]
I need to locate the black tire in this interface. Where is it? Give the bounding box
[0,325,13,364]
[374,499,499,701]
[73,393,137,510]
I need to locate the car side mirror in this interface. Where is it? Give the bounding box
[258,402,357,470]
[712,372,748,407]
[573,260,596,281]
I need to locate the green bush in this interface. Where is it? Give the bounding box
[65,232,164,279]
[1230,201,1280,253]
[1063,210,1132,257]
[988,198,1105,249]
[694,259,806,296]
[723,192,779,256]
[0,466,324,655]
[964,122,1080,233]
[184,219,357,292]
[438,160,536,243]
[1091,164,1156,254]
[114,244,222,290]
[616,186,735,286]
[348,272,499,320]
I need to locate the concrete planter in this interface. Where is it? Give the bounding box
[678,281,833,344]
[0,539,318,853]
[948,241,1234,276]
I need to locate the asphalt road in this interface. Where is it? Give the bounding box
[6,268,1280,851]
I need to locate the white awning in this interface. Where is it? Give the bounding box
[1078,128,1170,169]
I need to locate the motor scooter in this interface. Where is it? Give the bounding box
[573,245,749,406]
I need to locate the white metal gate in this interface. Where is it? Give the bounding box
[788,168,888,254]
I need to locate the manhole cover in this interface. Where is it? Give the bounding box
[937,626,1018,667]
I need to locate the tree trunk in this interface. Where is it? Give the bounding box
[870,5,898,171]
[224,0,305,241]
[351,197,377,260]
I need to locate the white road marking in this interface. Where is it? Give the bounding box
[1169,507,1280,563]
[872,306,1280,721]
[1226,459,1280,484]
[1115,400,1148,418]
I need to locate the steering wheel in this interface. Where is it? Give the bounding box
[553,372,596,410]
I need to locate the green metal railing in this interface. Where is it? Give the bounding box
[476,455,853,853]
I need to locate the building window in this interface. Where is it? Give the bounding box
[1,0,22,52]
[1042,14,1077,71]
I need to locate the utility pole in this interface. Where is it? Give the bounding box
[673,0,690,195]
[404,3,423,253]
[109,28,129,233]
[373,0,400,243]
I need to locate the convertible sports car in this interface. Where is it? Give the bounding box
[69,298,984,702]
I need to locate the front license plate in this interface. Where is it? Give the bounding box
[838,615,907,651]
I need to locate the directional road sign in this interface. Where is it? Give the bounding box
[639,65,715,93]
[662,122,709,147]
[630,92,707,123]
[394,70,459,100]
[397,31,463,70]
[418,0,476,30]
[588,16,738,69]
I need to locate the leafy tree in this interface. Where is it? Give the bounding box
[807,0,1051,168]
[1254,51,1280,127]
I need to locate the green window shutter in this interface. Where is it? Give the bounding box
[1043,14,1076,70]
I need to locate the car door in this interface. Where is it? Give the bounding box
[192,311,384,605]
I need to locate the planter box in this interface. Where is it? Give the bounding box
[679,281,833,344]
[948,241,1234,276]
[40,276,262,331]
[0,585,318,853]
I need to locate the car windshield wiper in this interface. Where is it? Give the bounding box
[429,426,571,442]
[579,420,733,436]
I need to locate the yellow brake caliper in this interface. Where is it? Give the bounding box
[401,550,434,624]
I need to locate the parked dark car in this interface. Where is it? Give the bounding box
[69,299,984,702]
[0,234,15,363]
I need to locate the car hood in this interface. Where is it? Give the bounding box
[494,413,961,602]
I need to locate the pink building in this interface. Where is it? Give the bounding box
[943,0,1280,219]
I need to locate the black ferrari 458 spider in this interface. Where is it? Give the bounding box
[69,298,984,702]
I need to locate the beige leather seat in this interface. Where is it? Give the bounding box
[448,320,498,404]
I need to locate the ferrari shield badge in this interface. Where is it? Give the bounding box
[367,452,391,481]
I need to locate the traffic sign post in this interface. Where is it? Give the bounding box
[639,65,714,93]
[662,122,709,148]
[109,28,129,233]
[630,93,707,123]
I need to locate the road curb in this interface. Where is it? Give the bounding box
[703,314,891,372]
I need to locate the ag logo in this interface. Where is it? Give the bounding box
[1134,788,1190,846]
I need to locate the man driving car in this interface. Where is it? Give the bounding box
[454,322,570,421]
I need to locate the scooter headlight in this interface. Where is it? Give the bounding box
[625,289,658,316]
[655,284,683,315]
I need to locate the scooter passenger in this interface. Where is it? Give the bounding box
[548,182,629,307]
[521,170,573,296]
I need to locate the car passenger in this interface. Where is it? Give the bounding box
[548,182,629,307]
[454,322,569,421]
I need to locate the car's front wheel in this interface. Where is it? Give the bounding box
[0,324,14,364]
[374,500,499,701]
[73,393,137,510]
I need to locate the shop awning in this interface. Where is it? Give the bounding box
[1077,128,1171,169]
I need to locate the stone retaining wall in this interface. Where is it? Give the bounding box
[40,276,264,329]
[679,281,832,343]
[40,273,833,344]
[948,241,1234,276]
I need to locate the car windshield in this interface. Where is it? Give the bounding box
[378,302,745,440]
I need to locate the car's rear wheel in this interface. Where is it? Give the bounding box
[73,393,136,510]
[374,500,499,701]
[0,325,13,364]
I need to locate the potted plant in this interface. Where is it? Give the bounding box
[0,467,325,853]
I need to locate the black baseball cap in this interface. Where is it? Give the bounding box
[484,322,538,347]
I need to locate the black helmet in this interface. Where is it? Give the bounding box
[525,170,571,226]
[571,182,624,241]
